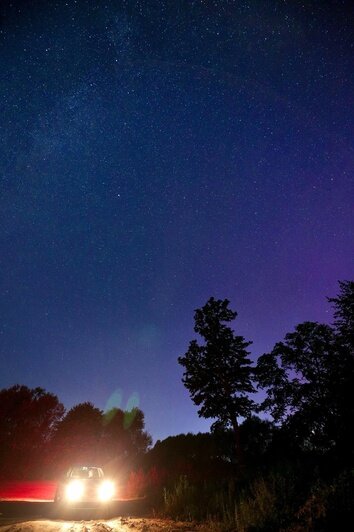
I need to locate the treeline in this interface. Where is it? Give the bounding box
[1,280,353,530]
[128,280,354,530]
[0,388,151,480]
[178,280,354,471]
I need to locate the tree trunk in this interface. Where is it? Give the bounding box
[231,416,244,470]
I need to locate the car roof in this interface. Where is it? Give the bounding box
[66,466,104,477]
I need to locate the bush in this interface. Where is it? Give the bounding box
[292,469,354,532]
[163,476,199,521]
[162,470,306,531]
[235,477,277,531]
[157,464,353,531]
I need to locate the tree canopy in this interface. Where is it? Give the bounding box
[256,281,354,461]
[0,385,64,478]
[50,402,103,471]
[0,386,151,479]
[328,280,354,350]
[178,297,256,462]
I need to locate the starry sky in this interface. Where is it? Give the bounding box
[0,0,353,442]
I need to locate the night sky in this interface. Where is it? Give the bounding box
[1,0,353,442]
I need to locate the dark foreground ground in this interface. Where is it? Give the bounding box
[0,502,209,531]
[0,483,211,531]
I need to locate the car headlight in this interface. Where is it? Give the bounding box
[65,480,84,501]
[98,480,115,502]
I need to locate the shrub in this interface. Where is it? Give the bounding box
[292,469,354,531]
[163,476,199,521]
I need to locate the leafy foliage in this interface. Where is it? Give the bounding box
[50,403,151,476]
[50,402,103,470]
[178,298,256,442]
[328,280,354,350]
[256,282,354,460]
[100,406,152,470]
[0,387,151,479]
[0,385,64,478]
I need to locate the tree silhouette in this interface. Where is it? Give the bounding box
[50,402,103,472]
[328,280,354,351]
[328,280,354,461]
[49,403,152,476]
[256,281,354,460]
[178,297,255,464]
[101,407,152,470]
[125,407,152,456]
[0,385,64,478]
[256,322,339,451]
[0,386,152,479]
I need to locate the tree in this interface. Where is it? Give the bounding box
[178,297,256,463]
[256,281,354,460]
[101,407,152,470]
[239,416,275,466]
[0,385,64,478]
[125,407,152,456]
[50,403,152,477]
[327,280,354,460]
[328,280,354,351]
[145,432,232,484]
[50,402,103,473]
[256,322,339,451]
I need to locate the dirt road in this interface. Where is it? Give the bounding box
[0,482,216,531]
[0,502,214,531]
[0,516,206,531]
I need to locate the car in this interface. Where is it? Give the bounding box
[54,465,115,509]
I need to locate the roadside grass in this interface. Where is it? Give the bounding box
[161,468,354,531]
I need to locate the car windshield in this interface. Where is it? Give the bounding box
[68,467,102,479]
